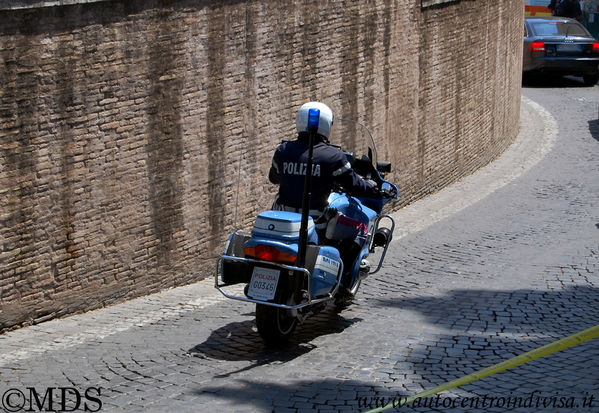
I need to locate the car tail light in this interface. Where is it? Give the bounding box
[530,42,545,52]
[243,244,297,263]
[592,42,599,53]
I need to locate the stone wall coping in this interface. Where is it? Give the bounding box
[0,0,112,10]
[0,0,461,11]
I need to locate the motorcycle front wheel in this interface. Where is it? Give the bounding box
[255,303,297,346]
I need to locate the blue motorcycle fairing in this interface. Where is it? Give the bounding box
[310,246,343,297]
[326,191,379,289]
[328,192,377,226]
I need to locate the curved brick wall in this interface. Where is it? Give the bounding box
[0,0,523,331]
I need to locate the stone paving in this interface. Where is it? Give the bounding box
[1,80,598,412]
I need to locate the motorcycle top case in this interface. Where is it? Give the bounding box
[251,210,315,241]
[220,211,315,286]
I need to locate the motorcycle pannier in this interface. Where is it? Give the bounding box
[220,232,252,285]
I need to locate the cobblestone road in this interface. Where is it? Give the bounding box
[1,81,598,412]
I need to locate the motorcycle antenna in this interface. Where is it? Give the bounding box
[297,108,320,268]
[232,144,243,231]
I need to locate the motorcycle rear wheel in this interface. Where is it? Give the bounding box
[255,303,297,346]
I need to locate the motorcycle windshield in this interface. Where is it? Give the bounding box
[328,118,377,168]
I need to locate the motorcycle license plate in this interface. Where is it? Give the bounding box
[247,267,280,301]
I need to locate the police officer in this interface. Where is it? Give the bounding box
[268,101,379,215]
[268,102,380,300]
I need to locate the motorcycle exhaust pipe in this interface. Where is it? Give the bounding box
[372,227,392,248]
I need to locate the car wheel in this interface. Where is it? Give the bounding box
[582,75,598,87]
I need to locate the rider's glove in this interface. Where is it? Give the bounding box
[365,179,378,188]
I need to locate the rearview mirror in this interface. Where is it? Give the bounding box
[377,161,391,173]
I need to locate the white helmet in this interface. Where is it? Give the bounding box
[295,102,334,139]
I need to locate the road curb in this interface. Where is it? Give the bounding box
[390,95,558,240]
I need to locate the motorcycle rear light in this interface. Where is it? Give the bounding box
[530,42,545,52]
[243,245,297,263]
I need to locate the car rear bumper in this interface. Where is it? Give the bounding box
[525,56,599,75]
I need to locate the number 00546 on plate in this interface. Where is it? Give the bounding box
[247,267,280,301]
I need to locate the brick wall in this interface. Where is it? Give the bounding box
[0,0,523,331]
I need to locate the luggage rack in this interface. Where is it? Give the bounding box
[214,254,343,310]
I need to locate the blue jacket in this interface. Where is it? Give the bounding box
[269,133,378,211]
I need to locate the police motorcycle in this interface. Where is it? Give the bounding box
[214,108,399,346]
